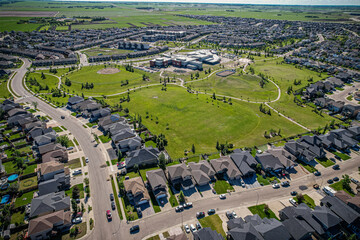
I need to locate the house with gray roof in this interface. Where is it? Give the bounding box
[111,129,136,144]
[98,114,123,131]
[193,227,224,240]
[230,151,257,177]
[255,153,284,173]
[167,163,194,190]
[29,191,70,218]
[125,146,159,169]
[210,156,241,180]
[266,148,296,170]
[34,131,57,147]
[188,160,215,186]
[116,136,142,153]
[67,96,84,107]
[146,169,168,200]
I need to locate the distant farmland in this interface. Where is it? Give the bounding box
[0,11,58,17]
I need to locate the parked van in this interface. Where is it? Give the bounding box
[323,186,336,196]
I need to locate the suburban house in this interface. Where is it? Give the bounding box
[125,146,160,169]
[70,99,101,114]
[34,131,57,147]
[146,169,168,200]
[255,153,284,173]
[27,127,54,141]
[210,156,242,180]
[193,227,224,240]
[29,191,70,218]
[188,160,215,186]
[123,177,150,206]
[230,150,257,177]
[89,107,111,122]
[335,191,360,214]
[108,122,131,137]
[266,148,296,170]
[115,136,142,153]
[285,136,326,165]
[37,162,70,196]
[98,114,123,132]
[41,149,68,163]
[167,163,195,190]
[67,96,84,108]
[27,210,71,240]
[111,129,136,144]
[37,142,65,156]
[342,105,360,119]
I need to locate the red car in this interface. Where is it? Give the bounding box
[106,210,112,221]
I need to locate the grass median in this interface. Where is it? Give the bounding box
[110,175,123,220]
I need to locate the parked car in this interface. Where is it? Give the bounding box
[67,147,74,151]
[241,182,246,188]
[110,193,114,201]
[73,170,82,176]
[85,157,89,163]
[327,179,334,184]
[190,224,197,232]
[290,191,297,196]
[186,202,193,208]
[136,207,142,217]
[92,125,97,128]
[351,178,359,184]
[333,177,339,182]
[272,184,280,189]
[332,164,340,170]
[196,222,202,230]
[313,184,319,189]
[72,217,82,224]
[208,209,216,215]
[61,116,65,119]
[219,194,226,199]
[334,155,341,160]
[329,157,336,162]
[289,198,297,206]
[184,224,190,233]
[281,181,290,187]
[175,206,184,212]
[106,210,112,221]
[314,171,321,176]
[130,225,139,233]
[196,212,205,218]
[232,211,238,218]
[226,211,233,219]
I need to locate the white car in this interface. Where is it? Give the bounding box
[184,224,190,233]
[85,157,89,163]
[219,194,226,199]
[72,217,82,224]
[272,184,280,189]
[190,224,197,232]
[241,182,246,188]
[232,211,238,218]
[73,169,82,176]
[289,198,297,206]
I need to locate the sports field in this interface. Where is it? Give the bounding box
[109,85,305,159]
[81,48,133,57]
[187,72,278,102]
[61,65,161,96]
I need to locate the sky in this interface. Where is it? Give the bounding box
[74,0,360,6]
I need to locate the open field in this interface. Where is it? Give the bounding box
[0,17,43,32]
[0,11,57,17]
[81,47,133,57]
[188,72,278,102]
[111,85,305,159]
[26,72,59,94]
[251,59,336,130]
[62,65,161,96]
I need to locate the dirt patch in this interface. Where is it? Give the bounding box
[97,68,120,75]
[0,11,58,17]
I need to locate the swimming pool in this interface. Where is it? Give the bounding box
[0,194,10,204]
[7,174,18,182]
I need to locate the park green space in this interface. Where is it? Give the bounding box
[188,72,278,102]
[26,72,59,94]
[251,59,335,130]
[0,79,12,99]
[81,47,133,57]
[110,85,305,159]
[62,65,161,96]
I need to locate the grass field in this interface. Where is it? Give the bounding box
[0,80,12,99]
[26,72,59,94]
[198,214,226,238]
[0,17,42,32]
[113,85,305,159]
[251,59,335,130]
[81,47,133,57]
[188,72,278,102]
[248,204,279,220]
[293,194,316,209]
[62,65,161,96]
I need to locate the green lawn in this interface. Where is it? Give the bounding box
[248,204,279,220]
[61,65,161,96]
[149,191,161,213]
[65,183,84,199]
[82,47,133,57]
[213,180,234,194]
[0,17,43,32]
[145,140,157,148]
[19,176,37,191]
[26,72,59,94]
[139,167,160,182]
[52,126,63,133]
[99,135,111,143]
[65,158,81,169]
[14,190,36,208]
[112,85,305,159]
[126,171,140,179]
[293,194,316,209]
[121,195,139,221]
[297,161,317,173]
[61,222,87,240]
[316,157,335,167]
[330,180,355,197]
[110,176,123,220]
[331,151,351,160]
[168,184,179,207]
[188,73,278,102]
[10,211,25,225]
[256,174,270,186]
[198,214,226,238]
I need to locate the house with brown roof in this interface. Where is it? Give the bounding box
[123,177,150,206]
[146,169,168,200]
[167,163,195,190]
[335,191,360,214]
[37,162,70,196]
[28,210,71,240]
[188,161,215,186]
[42,149,68,163]
[210,156,241,180]
[266,148,296,170]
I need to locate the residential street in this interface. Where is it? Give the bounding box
[11,58,360,240]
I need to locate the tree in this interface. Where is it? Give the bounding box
[8,183,19,195]
[133,164,139,173]
[0,205,11,229]
[178,190,185,203]
[92,133,99,143]
[342,174,352,193]
[216,141,220,151]
[41,72,46,79]
[72,185,80,199]
[32,101,38,110]
[15,157,24,169]
[255,163,262,174]
[57,135,71,148]
[263,204,270,215]
[84,178,89,186]
[158,153,166,170]
[296,193,304,203]
[191,144,195,154]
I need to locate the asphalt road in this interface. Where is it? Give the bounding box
[11,58,360,240]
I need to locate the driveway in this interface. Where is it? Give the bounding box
[243,175,261,189]
[139,202,154,218]
[183,187,202,202]
[196,184,214,198]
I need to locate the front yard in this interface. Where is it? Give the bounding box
[65,158,82,169]
[331,151,351,160]
[198,214,226,238]
[213,180,234,194]
[316,157,335,168]
[248,204,279,220]
[297,161,317,173]
[293,194,316,209]
[99,134,111,143]
[65,183,84,199]
[330,180,355,197]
